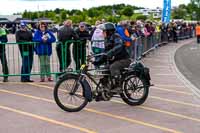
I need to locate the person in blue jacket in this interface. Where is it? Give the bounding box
[116,21,133,56]
[116,21,132,43]
[33,21,56,82]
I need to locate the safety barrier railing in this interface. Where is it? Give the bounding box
[133,29,194,60]
[0,40,84,81]
[0,30,194,81]
[177,28,194,40]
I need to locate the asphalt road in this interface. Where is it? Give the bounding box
[0,38,200,133]
[175,41,200,91]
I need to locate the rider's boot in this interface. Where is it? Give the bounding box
[95,93,104,102]
[111,75,122,94]
[95,77,109,102]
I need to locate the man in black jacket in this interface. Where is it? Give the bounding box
[57,19,78,72]
[93,22,131,87]
[0,25,9,82]
[16,22,34,82]
[74,22,90,70]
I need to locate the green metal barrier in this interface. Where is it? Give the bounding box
[0,40,85,81]
[56,40,84,72]
[0,41,59,81]
[0,31,194,81]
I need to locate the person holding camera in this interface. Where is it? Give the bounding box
[33,21,56,82]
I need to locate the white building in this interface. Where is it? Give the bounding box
[0,15,22,22]
[134,7,162,19]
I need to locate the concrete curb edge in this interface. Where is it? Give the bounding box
[170,39,200,99]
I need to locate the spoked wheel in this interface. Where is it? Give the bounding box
[54,75,88,112]
[120,75,149,106]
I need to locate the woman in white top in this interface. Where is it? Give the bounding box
[91,24,105,55]
[91,24,105,67]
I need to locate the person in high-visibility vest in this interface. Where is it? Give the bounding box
[195,22,200,43]
[116,21,133,56]
[0,24,9,82]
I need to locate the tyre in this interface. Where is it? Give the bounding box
[54,74,88,112]
[120,74,149,106]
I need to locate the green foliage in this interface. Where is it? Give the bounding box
[136,15,148,21]
[172,6,187,19]
[21,1,200,24]
[87,8,99,18]
[21,4,143,24]
[122,6,134,17]
[171,1,200,20]
[191,0,200,8]
[60,10,67,21]
[22,10,28,18]
[190,0,200,20]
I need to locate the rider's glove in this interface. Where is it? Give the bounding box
[92,54,107,66]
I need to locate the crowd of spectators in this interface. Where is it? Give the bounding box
[0,19,196,82]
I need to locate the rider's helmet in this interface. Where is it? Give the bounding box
[103,22,115,31]
[102,22,116,37]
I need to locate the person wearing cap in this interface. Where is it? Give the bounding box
[0,24,9,82]
[16,22,34,82]
[74,22,90,70]
[33,21,56,82]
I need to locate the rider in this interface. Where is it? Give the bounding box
[93,22,131,89]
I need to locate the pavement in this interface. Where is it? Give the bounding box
[175,41,200,98]
[0,38,200,133]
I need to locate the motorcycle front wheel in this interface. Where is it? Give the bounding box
[54,74,88,112]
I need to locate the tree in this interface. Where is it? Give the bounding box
[190,0,200,20]
[136,15,147,21]
[54,8,61,14]
[22,10,28,18]
[191,0,200,8]
[60,11,67,21]
[31,12,38,19]
[122,6,133,18]
[87,8,100,18]
[172,7,187,19]
[20,4,146,24]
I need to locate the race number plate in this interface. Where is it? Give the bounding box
[80,64,86,70]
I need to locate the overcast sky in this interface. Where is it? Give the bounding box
[0,0,190,15]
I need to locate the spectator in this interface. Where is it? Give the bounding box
[16,22,34,82]
[74,22,90,70]
[196,22,200,43]
[90,20,101,40]
[116,21,133,56]
[0,24,9,82]
[160,23,168,42]
[149,22,156,47]
[132,25,144,59]
[144,23,151,37]
[57,19,78,72]
[101,19,106,23]
[11,24,16,34]
[33,21,56,82]
[172,22,178,43]
[91,24,105,59]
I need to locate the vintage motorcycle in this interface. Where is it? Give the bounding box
[53,54,152,112]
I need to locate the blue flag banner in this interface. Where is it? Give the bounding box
[162,0,171,23]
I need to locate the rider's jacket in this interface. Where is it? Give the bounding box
[106,33,130,62]
[94,33,130,65]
